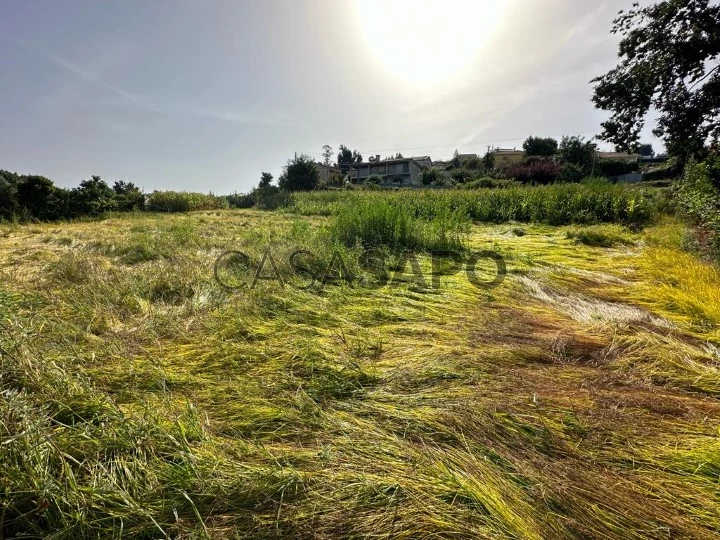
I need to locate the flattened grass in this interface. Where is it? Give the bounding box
[0,210,719,538]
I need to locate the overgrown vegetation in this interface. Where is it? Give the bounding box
[290,183,658,227]
[1,209,719,538]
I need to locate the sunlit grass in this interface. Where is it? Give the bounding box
[0,209,718,538]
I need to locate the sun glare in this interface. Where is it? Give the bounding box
[353,0,503,86]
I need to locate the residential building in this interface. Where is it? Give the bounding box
[315,162,342,183]
[352,155,428,186]
[493,148,524,167]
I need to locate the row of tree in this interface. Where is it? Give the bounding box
[0,171,144,221]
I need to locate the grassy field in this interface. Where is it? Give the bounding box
[1,196,719,538]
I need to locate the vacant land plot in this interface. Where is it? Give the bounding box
[1,206,719,538]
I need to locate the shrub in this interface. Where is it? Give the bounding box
[366,174,383,186]
[506,159,561,184]
[226,192,256,208]
[594,159,638,178]
[676,158,720,255]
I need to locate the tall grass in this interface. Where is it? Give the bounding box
[289,184,659,227]
[146,191,228,212]
[329,196,467,251]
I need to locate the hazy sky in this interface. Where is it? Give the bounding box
[0,0,661,193]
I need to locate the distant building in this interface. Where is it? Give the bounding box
[411,155,433,168]
[352,155,429,186]
[493,148,524,167]
[595,152,640,163]
[316,163,342,182]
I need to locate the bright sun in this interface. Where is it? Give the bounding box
[353,0,503,86]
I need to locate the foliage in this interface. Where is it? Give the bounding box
[337,145,362,174]
[146,191,227,212]
[522,136,558,157]
[321,144,333,166]
[557,163,585,183]
[506,159,561,184]
[594,159,639,178]
[113,181,145,211]
[366,174,382,186]
[639,143,655,157]
[71,176,117,216]
[675,157,720,253]
[225,192,256,208]
[279,154,320,192]
[329,196,466,251]
[482,148,495,171]
[592,0,720,157]
[290,183,658,227]
[557,136,597,172]
[566,224,637,247]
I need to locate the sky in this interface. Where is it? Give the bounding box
[0,0,662,193]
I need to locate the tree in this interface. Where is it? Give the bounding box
[0,170,19,220]
[557,136,597,172]
[592,0,720,158]
[482,147,495,171]
[72,175,116,216]
[322,145,333,166]
[259,172,274,188]
[113,181,145,211]
[522,136,558,157]
[337,145,362,174]
[639,143,655,157]
[16,175,64,220]
[278,154,320,192]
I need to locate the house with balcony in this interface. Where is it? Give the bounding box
[351,155,429,186]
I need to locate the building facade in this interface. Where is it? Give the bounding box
[493,148,524,167]
[352,156,428,186]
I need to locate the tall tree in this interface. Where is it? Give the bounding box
[522,136,558,157]
[322,145,333,166]
[592,0,720,158]
[337,145,362,174]
[278,154,319,192]
[259,172,274,188]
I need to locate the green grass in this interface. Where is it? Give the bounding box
[565,224,637,247]
[0,204,719,538]
[289,183,659,227]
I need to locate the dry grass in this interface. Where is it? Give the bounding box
[0,211,718,538]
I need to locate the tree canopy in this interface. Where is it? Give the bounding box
[522,136,558,157]
[592,0,720,158]
[278,154,319,192]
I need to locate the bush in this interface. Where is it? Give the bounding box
[557,163,585,183]
[676,158,720,255]
[366,174,382,186]
[594,159,638,178]
[226,192,256,209]
[506,159,561,184]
